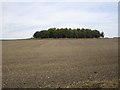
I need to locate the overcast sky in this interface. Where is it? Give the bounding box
[0,0,119,39]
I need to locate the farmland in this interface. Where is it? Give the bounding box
[2,38,118,88]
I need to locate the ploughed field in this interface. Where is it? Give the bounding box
[2,39,118,88]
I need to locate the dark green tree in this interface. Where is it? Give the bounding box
[100,32,104,38]
[33,28,104,39]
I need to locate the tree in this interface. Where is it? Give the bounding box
[100,32,104,38]
[33,28,104,39]
[33,31,41,38]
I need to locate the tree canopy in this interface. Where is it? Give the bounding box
[33,28,104,39]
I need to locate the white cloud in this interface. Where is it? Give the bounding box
[1,0,119,2]
[0,3,2,39]
[1,2,118,39]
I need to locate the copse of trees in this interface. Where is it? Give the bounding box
[33,28,104,38]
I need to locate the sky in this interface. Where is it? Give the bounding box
[0,0,119,39]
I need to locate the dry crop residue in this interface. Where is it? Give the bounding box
[2,39,118,88]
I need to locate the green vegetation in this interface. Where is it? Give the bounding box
[33,28,104,38]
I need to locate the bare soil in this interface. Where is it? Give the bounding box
[2,38,118,88]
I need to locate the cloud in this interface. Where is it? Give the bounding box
[1,2,118,39]
[0,3,2,39]
[1,0,119,2]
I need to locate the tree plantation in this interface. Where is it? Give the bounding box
[33,28,104,38]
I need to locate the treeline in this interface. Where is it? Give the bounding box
[33,28,104,38]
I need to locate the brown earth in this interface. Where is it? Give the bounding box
[2,38,118,88]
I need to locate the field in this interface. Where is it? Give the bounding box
[2,38,118,88]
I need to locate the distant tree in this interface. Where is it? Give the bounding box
[33,28,104,39]
[100,32,104,38]
[33,31,41,38]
